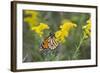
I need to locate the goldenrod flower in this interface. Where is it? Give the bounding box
[32,23,49,37]
[82,19,91,38]
[55,20,77,42]
[24,10,39,29]
[55,30,69,42]
[24,10,50,37]
[60,21,77,31]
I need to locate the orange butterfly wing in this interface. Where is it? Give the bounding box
[41,38,49,49]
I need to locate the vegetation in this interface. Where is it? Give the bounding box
[23,10,91,62]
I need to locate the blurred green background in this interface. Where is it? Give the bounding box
[23,10,91,62]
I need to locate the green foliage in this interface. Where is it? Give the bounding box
[23,10,91,62]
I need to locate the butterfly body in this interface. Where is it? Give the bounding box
[41,33,59,50]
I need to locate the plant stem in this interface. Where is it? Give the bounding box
[72,35,85,59]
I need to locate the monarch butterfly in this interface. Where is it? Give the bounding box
[40,33,59,50]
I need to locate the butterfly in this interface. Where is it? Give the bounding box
[40,33,59,50]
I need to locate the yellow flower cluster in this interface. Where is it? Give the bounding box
[24,10,39,29]
[82,19,91,38]
[31,23,49,37]
[55,20,77,42]
[24,10,49,37]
